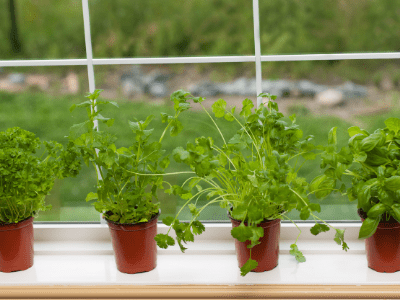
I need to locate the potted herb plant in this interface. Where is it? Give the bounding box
[316,118,400,272]
[155,93,349,276]
[0,127,80,272]
[66,89,192,274]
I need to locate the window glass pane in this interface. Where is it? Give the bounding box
[94,62,255,222]
[259,0,400,55]
[262,59,400,221]
[0,0,86,60]
[0,66,98,222]
[89,0,254,58]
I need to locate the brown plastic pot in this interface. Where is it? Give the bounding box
[228,211,282,272]
[0,216,34,273]
[358,208,400,273]
[104,210,160,274]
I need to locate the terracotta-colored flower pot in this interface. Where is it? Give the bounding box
[0,216,34,273]
[358,208,400,273]
[228,211,281,272]
[104,210,160,274]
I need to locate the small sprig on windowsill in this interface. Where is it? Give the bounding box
[314,117,400,240]
[155,92,349,276]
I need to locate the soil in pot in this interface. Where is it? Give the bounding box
[104,210,160,274]
[358,208,400,273]
[0,216,34,273]
[228,210,282,272]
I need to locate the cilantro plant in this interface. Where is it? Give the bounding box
[66,89,193,224]
[0,127,81,224]
[155,93,349,276]
[315,117,400,240]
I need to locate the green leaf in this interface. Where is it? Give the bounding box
[367,203,387,218]
[240,258,258,276]
[224,107,235,122]
[154,233,175,249]
[310,174,327,193]
[184,229,194,242]
[211,99,226,118]
[309,203,321,213]
[231,222,253,242]
[188,203,199,216]
[69,120,91,140]
[391,204,400,221]
[247,174,258,187]
[191,221,205,235]
[108,101,119,108]
[384,176,400,191]
[106,119,114,127]
[348,126,369,137]
[240,99,254,117]
[70,104,77,112]
[128,121,140,132]
[301,151,316,160]
[161,112,170,123]
[170,119,183,137]
[328,127,337,145]
[289,244,306,262]
[315,177,336,199]
[85,192,98,202]
[299,207,310,220]
[310,223,330,235]
[360,134,382,152]
[357,184,371,208]
[353,151,367,162]
[231,206,247,221]
[334,229,349,251]
[172,147,190,162]
[385,117,400,135]
[358,217,380,239]
[162,216,175,226]
[85,89,103,100]
[193,97,204,103]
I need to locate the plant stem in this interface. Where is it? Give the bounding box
[200,104,227,145]
[281,214,302,244]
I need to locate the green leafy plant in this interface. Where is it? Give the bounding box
[66,89,193,224]
[0,127,81,224]
[316,117,400,240]
[155,92,349,276]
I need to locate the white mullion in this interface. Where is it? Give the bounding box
[0,59,87,67]
[252,0,263,108]
[2,52,400,68]
[261,52,400,62]
[92,56,256,65]
[81,0,105,225]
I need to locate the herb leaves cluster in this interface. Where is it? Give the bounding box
[316,118,400,239]
[0,127,80,224]
[67,89,192,224]
[155,92,348,276]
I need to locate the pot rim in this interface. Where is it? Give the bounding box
[0,215,34,231]
[357,207,400,228]
[103,209,161,226]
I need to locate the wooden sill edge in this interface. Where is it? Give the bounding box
[1,285,400,299]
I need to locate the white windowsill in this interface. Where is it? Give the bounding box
[1,223,400,286]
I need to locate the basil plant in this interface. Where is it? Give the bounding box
[0,127,81,224]
[316,117,400,240]
[66,90,192,224]
[155,92,349,276]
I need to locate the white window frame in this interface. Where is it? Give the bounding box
[0,0,396,233]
